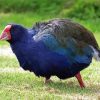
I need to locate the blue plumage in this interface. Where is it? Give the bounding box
[1,19,100,87]
[10,26,93,79]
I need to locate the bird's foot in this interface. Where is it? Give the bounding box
[75,72,85,88]
[44,79,53,84]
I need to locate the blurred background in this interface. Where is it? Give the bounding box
[0,0,100,44]
[0,1,100,99]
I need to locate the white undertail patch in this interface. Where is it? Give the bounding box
[91,46,100,61]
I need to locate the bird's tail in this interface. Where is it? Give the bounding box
[91,46,100,61]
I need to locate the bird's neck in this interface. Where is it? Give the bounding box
[9,39,44,57]
[10,39,34,53]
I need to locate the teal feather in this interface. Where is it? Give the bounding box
[33,32,93,65]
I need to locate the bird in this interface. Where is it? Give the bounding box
[0,18,100,88]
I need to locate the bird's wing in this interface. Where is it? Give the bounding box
[31,22,48,36]
[33,32,93,64]
[33,19,99,50]
[65,37,93,64]
[49,19,99,50]
[28,29,37,37]
[27,22,48,37]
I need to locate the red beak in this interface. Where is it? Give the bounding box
[0,25,12,40]
[0,32,10,40]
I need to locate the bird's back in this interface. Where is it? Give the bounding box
[33,19,99,50]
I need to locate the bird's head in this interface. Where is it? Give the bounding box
[0,24,28,43]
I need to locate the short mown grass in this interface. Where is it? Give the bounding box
[0,56,18,68]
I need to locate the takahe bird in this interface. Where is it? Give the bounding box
[0,19,100,88]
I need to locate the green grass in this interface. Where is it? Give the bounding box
[0,13,100,32]
[0,56,18,68]
[0,55,100,99]
[0,13,54,30]
[0,0,100,20]
[0,0,66,14]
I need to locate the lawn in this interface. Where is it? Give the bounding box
[0,12,100,100]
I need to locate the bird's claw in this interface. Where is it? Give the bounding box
[44,79,53,84]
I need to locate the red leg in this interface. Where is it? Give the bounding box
[75,72,85,88]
